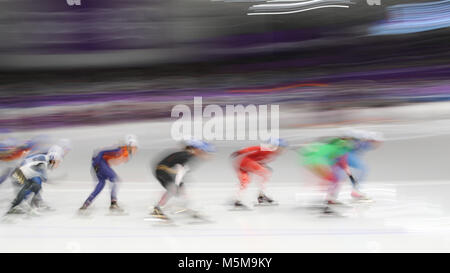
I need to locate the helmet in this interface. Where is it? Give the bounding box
[47,145,64,162]
[340,128,384,141]
[260,138,288,151]
[366,132,384,142]
[124,134,138,147]
[340,128,361,139]
[185,139,215,153]
[266,138,288,148]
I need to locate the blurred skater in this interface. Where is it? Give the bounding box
[8,139,72,211]
[0,138,37,186]
[299,137,354,211]
[230,138,287,209]
[339,129,383,200]
[6,145,64,215]
[79,135,138,214]
[150,140,215,221]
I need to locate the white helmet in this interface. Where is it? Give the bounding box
[340,128,361,139]
[366,132,384,142]
[124,134,138,147]
[47,145,64,162]
[266,138,288,148]
[341,128,384,141]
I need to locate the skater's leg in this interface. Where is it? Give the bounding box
[240,159,274,203]
[155,169,177,207]
[157,191,171,207]
[252,164,271,197]
[81,177,106,208]
[103,165,119,206]
[30,192,44,208]
[10,183,33,209]
[110,182,118,205]
[157,181,180,208]
[308,164,340,203]
[325,165,344,203]
[150,169,178,219]
[9,177,42,212]
[152,187,175,219]
[236,169,250,202]
[347,153,367,187]
[346,153,372,200]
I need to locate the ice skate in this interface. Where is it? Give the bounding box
[7,201,34,215]
[326,196,352,206]
[324,198,353,211]
[145,206,171,222]
[326,199,344,205]
[255,193,279,206]
[107,202,128,216]
[6,206,28,215]
[322,206,335,214]
[351,190,373,203]
[229,200,252,211]
[77,203,92,217]
[173,206,193,215]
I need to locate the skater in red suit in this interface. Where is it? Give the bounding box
[230,138,287,209]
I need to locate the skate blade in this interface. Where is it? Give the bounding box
[145,213,171,221]
[144,217,176,226]
[144,217,169,222]
[174,209,188,214]
[351,198,374,204]
[254,202,279,207]
[173,208,198,215]
[229,207,253,211]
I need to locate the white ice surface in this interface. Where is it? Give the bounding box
[1,118,450,252]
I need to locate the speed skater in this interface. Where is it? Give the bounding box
[79,134,138,213]
[230,138,288,209]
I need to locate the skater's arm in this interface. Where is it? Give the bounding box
[231,146,260,157]
[102,147,129,165]
[174,164,188,186]
[157,163,189,176]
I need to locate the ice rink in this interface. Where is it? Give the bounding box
[1,117,450,253]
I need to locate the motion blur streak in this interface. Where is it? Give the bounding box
[228,83,328,93]
[247,4,350,15]
[0,0,450,253]
[369,0,450,35]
